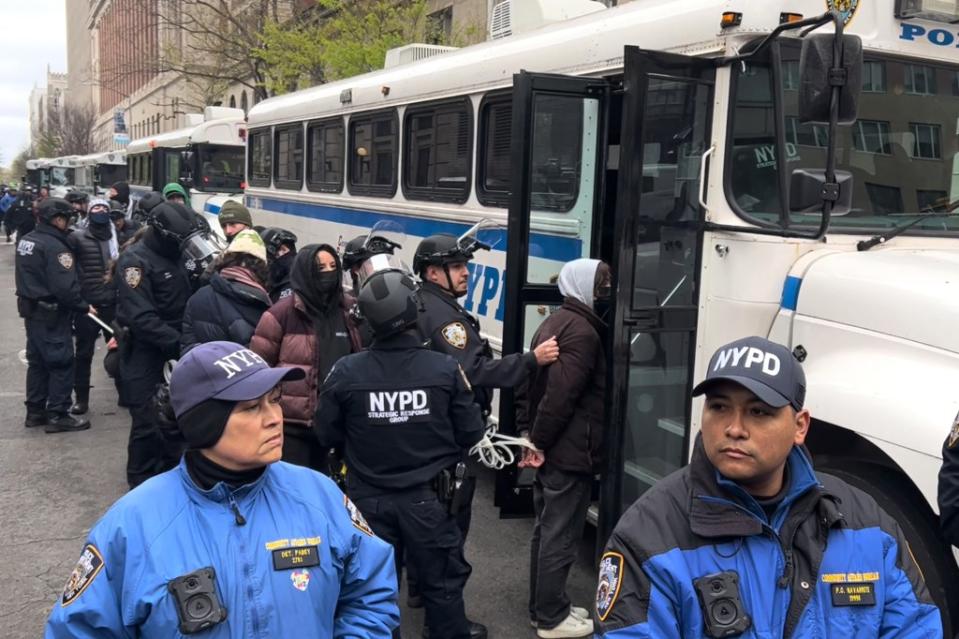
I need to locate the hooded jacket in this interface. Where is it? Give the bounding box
[250,245,361,427]
[180,271,272,353]
[45,458,399,638]
[596,438,942,638]
[162,182,190,206]
[516,259,607,474]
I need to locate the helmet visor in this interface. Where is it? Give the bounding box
[355,253,412,289]
[181,231,223,272]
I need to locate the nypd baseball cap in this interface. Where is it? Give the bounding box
[692,336,806,411]
[170,341,304,418]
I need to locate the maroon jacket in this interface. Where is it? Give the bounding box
[250,292,361,427]
[515,298,607,474]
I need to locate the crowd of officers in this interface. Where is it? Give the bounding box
[10,181,955,637]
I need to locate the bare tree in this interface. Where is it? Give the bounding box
[35,104,105,157]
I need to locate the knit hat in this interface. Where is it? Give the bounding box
[218,200,253,228]
[225,229,268,263]
[162,182,190,203]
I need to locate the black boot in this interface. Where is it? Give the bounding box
[45,413,91,433]
[24,410,48,428]
[70,387,90,415]
[422,622,487,639]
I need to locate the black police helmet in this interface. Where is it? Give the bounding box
[38,197,74,223]
[65,190,88,204]
[137,191,165,215]
[343,234,400,270]
[149,202,201,245]
[413,233,474,276]
[259,227,298,260]
[358,269,420,338]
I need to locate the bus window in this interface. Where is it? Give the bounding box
[274,125,304,190]
[248,128,273,188]
[477,94,511,207]
[307,118,344,193]
[403,98,472,203]
[98,164,126,188]
[197,145,245,191]
[349,110,398,197]
[529,95,583,213]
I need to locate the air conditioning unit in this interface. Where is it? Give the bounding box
[204,106,245,121]
[489,0,606,40]
[384,44,459,69]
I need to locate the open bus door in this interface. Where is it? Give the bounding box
[497,49,716,547]
[496,71,611,517]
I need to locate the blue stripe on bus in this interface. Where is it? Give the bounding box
[250,196,585,262]
[204,203,222,214]
[780,275,802,311]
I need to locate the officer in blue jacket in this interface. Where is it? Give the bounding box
[46,340,400,638]
[596,336,942,639]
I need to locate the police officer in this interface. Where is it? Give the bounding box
[258,226,297,302]
[45,340,400,637]
[595,336,942,639]
[938,420,959,547]
[115,202,196,488]
[15,198,93,433]
[316,267,488,639]
[343,233,402,345]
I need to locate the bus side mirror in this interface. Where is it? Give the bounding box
[180,175,195,190]
[790,169,853,216]
[799,33,863,125]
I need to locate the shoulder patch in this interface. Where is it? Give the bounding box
[441,321,468,350]
[124,266,143,289]
[16,239,35,256]
[57,252,74,269]
[61,543,104,607]
[596,551,625,622]
[457,364,473,393]
[344,495,374,536]
[949,411,959,448]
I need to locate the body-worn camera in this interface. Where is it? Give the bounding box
[168,567,228,635]
[693,571,751,638]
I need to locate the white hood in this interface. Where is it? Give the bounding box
[558,258,600,308]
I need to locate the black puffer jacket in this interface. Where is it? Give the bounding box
[180,272,272,354]
[115,218,142,247]
[67,225,117,308]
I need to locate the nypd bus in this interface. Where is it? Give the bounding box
[125,106,246,230]
[73,150,128,196]
[245,0,959,628]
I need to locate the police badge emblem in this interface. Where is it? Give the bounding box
[596,551,625,621]
[441,322,468,350]
[948,411,959,448]
[124,267,143,289]
[57,252,74,269]
[61,544,104,606]
[826,0,860,26]
[344,495,374,536]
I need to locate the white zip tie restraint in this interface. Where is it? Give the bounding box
[470,423,540,470]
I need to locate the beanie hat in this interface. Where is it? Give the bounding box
[162,182,190,203]
[178,399,236,450]
[225,229,268,263]
[218,200,253,228]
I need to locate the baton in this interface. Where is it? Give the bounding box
[86,312,115,335]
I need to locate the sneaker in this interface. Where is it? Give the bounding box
[45,414,91,433]
[24,412,47,428]
[536,612,593,639]
[531,607,591,628]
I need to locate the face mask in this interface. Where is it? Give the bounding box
[316,270,339,291]
[89,211,111,226]
[595,285,612,301]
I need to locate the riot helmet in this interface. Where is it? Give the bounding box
[133,191,164,223]
[38,197,73,223]
[65,190,88,205]
[149,202,202,246]
[358,269,420,339]
[342,233,401,271]
[259,227,298,261]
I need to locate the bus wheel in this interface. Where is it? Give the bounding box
[817,461,959,636]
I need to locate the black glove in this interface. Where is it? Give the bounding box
[152,382,184,443]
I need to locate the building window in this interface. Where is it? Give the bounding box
[229,95,236,108]
[348,110,398,196]
[307,118,344,193]
[852,120,892,154]
[905,64,937,95]
[248,128,272,187]
[274,124,304,189]
[477,94,511,207]
[910,123,941,159]
[865,183,904,215]
[862,61,886,93]
[403,99,472,203]
[241,91,249,114]
[428,6,453,44]
[786,117,828,147]
[917,189,948,211]
[782,61,799,91]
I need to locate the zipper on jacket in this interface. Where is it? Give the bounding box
[228,494,246,526]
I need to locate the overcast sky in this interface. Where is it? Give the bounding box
[0,2,67,167]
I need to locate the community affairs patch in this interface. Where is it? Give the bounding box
[949,411,959,448]
[124,266,143,289]
[344,495,374,536]
[61,544,104,607]
[57,252,74,269]
[596,551,625,622]
[441,322,468,350]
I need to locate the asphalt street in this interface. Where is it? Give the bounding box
[0,239,598,638]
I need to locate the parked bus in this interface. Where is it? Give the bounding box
[246,0,959,628]
[74,151,128,196]
[126,106,246,229]
[25,158,51,189]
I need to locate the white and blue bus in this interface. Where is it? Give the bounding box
[73,150,128,197]
[246,0,959,627]
[126,106,246,229]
